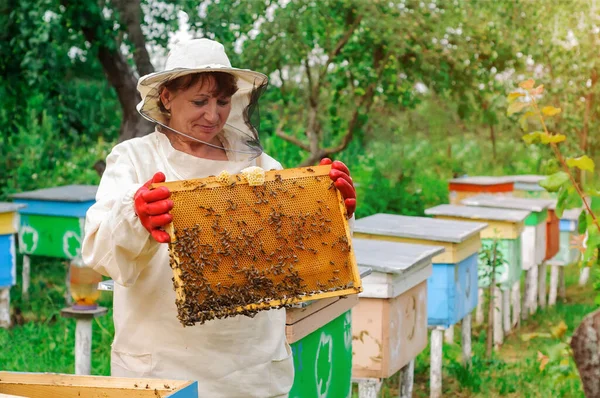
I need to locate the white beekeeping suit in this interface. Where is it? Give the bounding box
[82,39,294,398]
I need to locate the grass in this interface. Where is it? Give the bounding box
[1,255,597,398]
[0,256,113,375]
[374,264,596,398]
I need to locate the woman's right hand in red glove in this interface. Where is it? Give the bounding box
[134,172,173,243]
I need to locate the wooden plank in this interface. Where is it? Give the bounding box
[285,294,358,343]
[360,264,432,299]
[0,372,194,398]
[355,214,487,243]
[431,216,523,239]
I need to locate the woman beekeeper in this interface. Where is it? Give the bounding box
[82,38,356,397]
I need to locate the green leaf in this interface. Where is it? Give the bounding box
[566,156,595,172]
[507,101,530,116]
[594,294,600,306]
[519,79,535,89]
[583,225,600,263]
[542,106,562,116]
[540,172,570,193]
[578,211,588,235]
[522,131,544,144]
[508,92,525,103]
[540,134,566,144]
[555,186,568,218]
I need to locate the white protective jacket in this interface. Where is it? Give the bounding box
[82,131,294,397]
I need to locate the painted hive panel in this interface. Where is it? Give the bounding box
[154,165,361,326]
[289,310,352,398]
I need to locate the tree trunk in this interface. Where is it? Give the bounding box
[571,309,600,397]
[113,0,155,77]
[63,0,155,146]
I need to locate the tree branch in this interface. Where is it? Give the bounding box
[275,117,311,152]
[318,13,363,82]
[323,47,389,155]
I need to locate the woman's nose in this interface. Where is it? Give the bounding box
[204,102,219,123]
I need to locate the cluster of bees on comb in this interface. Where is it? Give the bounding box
[162,166,359,326]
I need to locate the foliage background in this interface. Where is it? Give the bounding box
[1,0,600,396]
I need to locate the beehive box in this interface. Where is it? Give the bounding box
[425,204,529,289]
[351,239,444,379]
[545,207,560,261]
[0,203,24,288]
[511,175,555,199]
[354,214,485,328]
[448,176,514,205]
[11,185,97,259]
[287,267,369,398]
[0,372,197,397]
[462,195,553,271]
[554,208,583,265]
[153,165,361,325]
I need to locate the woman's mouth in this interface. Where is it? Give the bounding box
[197,125,218,133]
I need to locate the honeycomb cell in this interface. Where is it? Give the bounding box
[153,165,361,326]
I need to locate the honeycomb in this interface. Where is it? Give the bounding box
[152,165,361,326]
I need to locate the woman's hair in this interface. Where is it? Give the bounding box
[159,72,239,114]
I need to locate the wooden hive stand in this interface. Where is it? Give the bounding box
[425,204,529,347]
[350,239,444,398]
[462,195,554,319]
[286,267,370,398]
[448,176,514,205]
[354,214,486,398]
[0,203,25,328]
[10,185,97,302]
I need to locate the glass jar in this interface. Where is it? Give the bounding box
[69,257,102,310]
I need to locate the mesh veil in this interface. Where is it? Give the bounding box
[137,69,268,162]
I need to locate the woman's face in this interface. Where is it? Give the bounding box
[160,76,232,144]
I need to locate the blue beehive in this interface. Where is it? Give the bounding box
[354,214,486,328]
[0,203,25,288]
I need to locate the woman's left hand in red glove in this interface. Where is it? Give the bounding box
[320,158,356,218]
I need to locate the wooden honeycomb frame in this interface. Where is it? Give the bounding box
[153,165,361,325]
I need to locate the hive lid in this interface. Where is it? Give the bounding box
[449,176,514,185]
[358,266,372,279]
[11,185,98,202]
[354,213,487,243]
[353,238,444,274]
[425,204,529,223]
[511,174,546,184]
[0,202,25,214]
[462,194,554,212]
[561,208,583,221]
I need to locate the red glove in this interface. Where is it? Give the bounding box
[320,158,356,218]
[134,172,173,243]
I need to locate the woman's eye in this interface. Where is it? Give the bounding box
[193,100,208,106]
[218,100,230,106]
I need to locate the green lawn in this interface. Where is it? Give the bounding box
[1,256,596,398]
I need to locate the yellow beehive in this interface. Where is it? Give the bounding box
[153,165,361,326]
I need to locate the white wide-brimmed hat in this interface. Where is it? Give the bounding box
[136,39,268,159]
